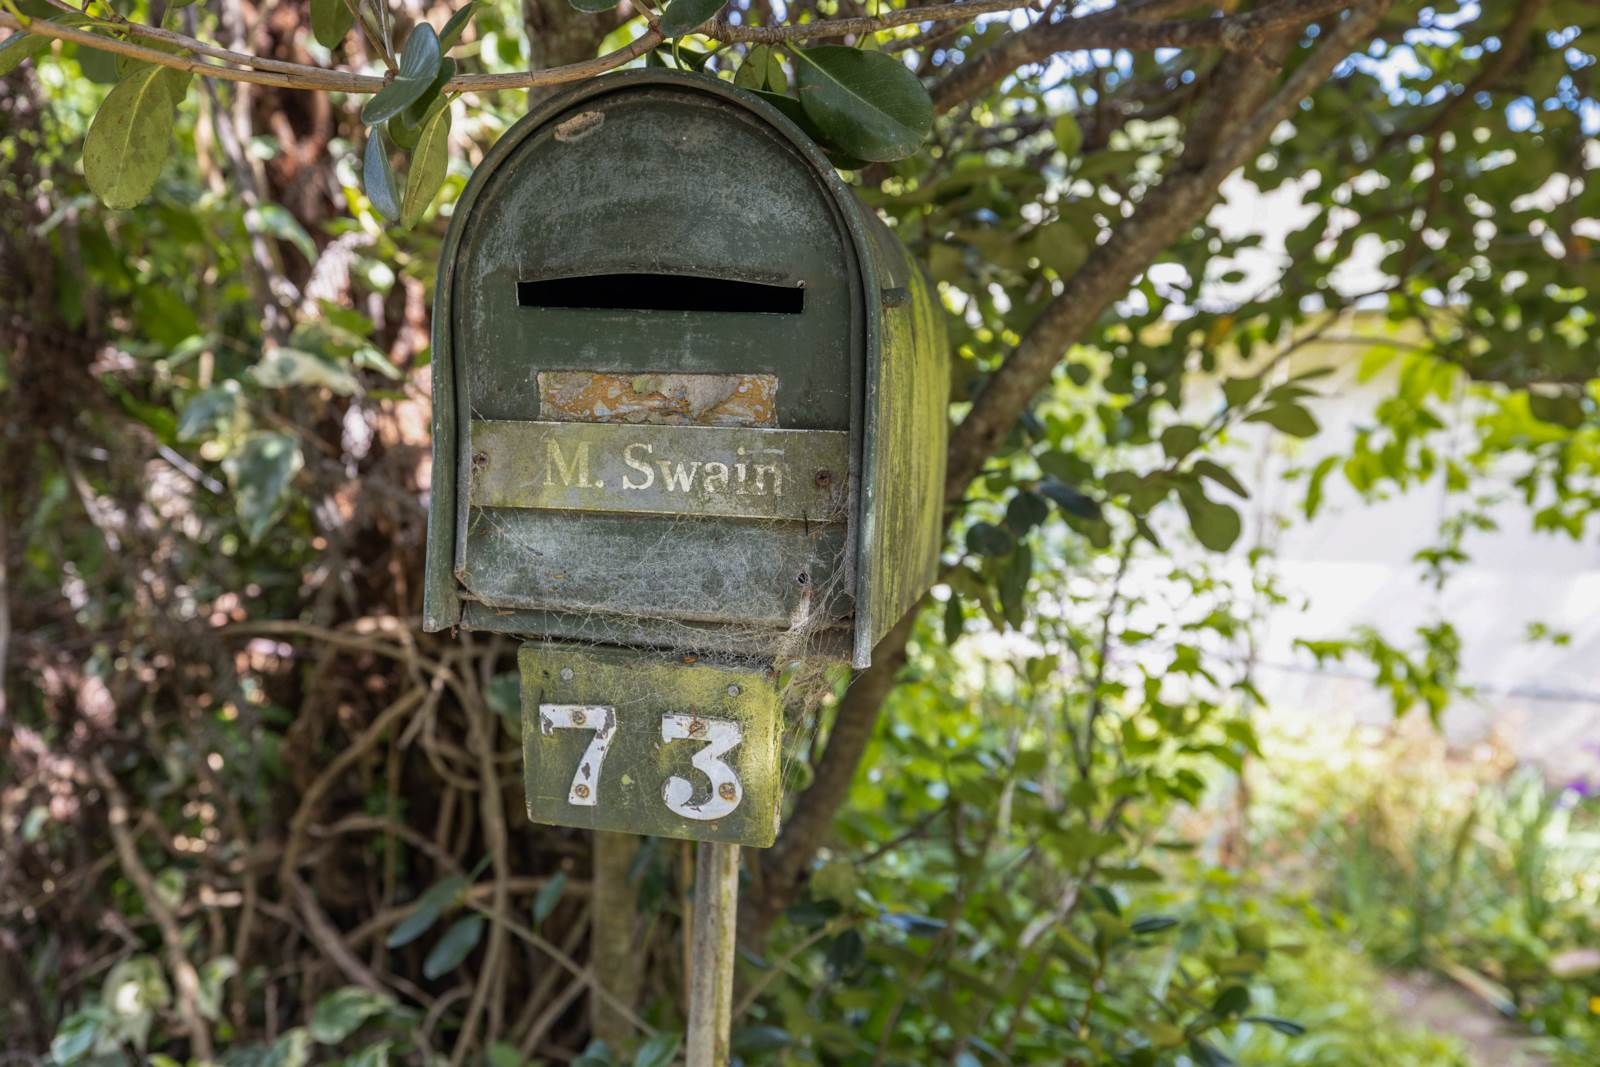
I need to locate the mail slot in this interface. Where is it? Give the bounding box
[422,69,948,669]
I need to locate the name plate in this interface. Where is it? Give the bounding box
[468,419,848,521]
[520,643,782,847]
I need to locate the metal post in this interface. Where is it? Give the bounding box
[686,841,740,1067]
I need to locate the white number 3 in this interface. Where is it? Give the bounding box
[661,715,743,820]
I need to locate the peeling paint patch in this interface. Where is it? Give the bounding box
[554,110,604,142]
[538,371,779,428]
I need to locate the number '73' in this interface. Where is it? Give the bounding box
[538,705,743,820]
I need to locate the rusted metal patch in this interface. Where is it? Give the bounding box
[538,371,779,428]
[468,419,847,521]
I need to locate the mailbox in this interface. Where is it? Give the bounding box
[422,70,948,846]
[422,69,949,671]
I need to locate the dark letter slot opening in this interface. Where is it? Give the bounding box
[517,273,804,315]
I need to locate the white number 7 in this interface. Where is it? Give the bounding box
[661,715,743,820]
[538,704,616,807]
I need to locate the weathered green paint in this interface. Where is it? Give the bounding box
[520,643,781,847]
[425,70,949,668]
[468,419,849,521]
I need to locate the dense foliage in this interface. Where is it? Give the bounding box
[2,0,1598,1064]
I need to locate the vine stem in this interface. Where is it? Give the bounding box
[0,0,1350,95]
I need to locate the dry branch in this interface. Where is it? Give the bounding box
[2,0,1354,96]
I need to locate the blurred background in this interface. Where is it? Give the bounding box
[3,0,1599,1065]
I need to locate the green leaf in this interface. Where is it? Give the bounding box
[1188,1038,1235,1067]
[569,0,621,12]
[532,871,567,925]
[1212,984,1251,1018]
[83,65,184,210]
[0,32,53,77]
[1179,488,1242,552]
[1221,375,1262,408]
[1004,489,1049,536]
[342,1042,392,1067]
[311,0,355,49]
[943,593,964,645]
[1528,391,1584,428]
[77,41,119,82]
[266,1028,314,1067]
[423,914,484,979]
[1244,1015,1307,1037]
[1129,915,1180,934]
[486,1044,523,1067]
[401,103,451,227]
[730,1026,791,1053]
[1027,220,1088,277]
[360,23,442,126]
[223,432,303,543]
[734,44,772,91]
[388,874,468,948]
[50,1009,106,1064]
[1160,424,1202,461]
[965,521,1013,558]
[1053,112,1083,157]
[749,89,870,170]
[1245,402,1318,438]
[363,128,401,218]
[439,2,479,51]
[793,46,932,162]
[251,348,360,395]
[632,1033,681,1067]
[1039,477,1102,521]
[400,57,456,129]
[1192,459,1248,498]
[177,384,241,440]
[659,0,726,37]
[310,986,395,1044]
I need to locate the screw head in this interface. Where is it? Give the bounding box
[727,684,742,697]
[814,468,833,489]
[571,708,586,726]
[689,719,707,737]
[718,781,738,801]
[573,783,590,800]
[559,667,574,682]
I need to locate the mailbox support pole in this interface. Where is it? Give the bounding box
[686,841,739,1067]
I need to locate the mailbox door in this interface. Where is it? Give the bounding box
[427,74,867,661]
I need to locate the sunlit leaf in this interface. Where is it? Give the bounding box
[222,432,303,544]
[401,102,451,227]
[311,0,355,49]
[793,46,932,162]
[439,2,479,51]
[361,23,442,126]
[659,0,726,37]
[0,32,53,77]
[83,65,184,210]
[310,986,395,1044]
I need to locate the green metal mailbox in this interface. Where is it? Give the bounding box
[422,69,948,846]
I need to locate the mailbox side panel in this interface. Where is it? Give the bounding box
[853,215,950,667]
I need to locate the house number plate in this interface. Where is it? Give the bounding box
[518,643,782,847]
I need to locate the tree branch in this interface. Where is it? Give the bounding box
[944,0,1392,503]
[751,0,1394,945]
[932,0,1359,112]
[4,0,1356,97]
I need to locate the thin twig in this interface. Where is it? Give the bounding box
[93,759,215,1061]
